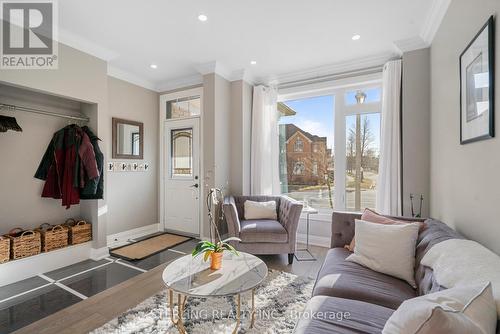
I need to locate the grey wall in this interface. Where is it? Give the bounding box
[201,73,232,237]
[106,77,159,235]
[229,80,253,195]
[0,43,160,247]
[402,48,431,218]
[0,84,83,232]
[430,0,500,254]
[0,43,109,248]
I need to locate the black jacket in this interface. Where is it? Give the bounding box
[80,126,104,199]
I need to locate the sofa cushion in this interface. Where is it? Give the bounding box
[313,248,417,309]
[346,220,420,288]
[383,282,497,334]
[293,295,394,334]
[239,220,287,243]
[244,200,278,220]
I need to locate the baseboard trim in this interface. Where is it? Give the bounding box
[0,242,92,287]
[107,223,160,248]
[296,233,330,248]
[90,246,110,260]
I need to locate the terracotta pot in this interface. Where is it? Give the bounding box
[210,252,223,270]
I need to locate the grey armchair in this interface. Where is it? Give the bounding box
[222,195,303,264]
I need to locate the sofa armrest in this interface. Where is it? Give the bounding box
[223,196,241,237]
[279,196,303,247]
[331,211,361,248]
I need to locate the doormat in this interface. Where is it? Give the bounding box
[110,233,192,261]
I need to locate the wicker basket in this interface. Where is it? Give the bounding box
[8,228,41,260]
[37,223,69,252]
[0,236,10,263]
[65,219,92,245]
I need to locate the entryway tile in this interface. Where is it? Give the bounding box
[116,248,183,271]
[44,259,111,281]
[0,284,82,333]
[170,238,199,254]
[59,263,141,297]
[0,276,49,301]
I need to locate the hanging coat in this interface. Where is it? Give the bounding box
[35,125,99,208]
[80,126,104,199]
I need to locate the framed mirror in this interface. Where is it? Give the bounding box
[112,117,144,159]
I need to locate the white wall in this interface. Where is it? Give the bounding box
[430,0,500,254]
[402,48,431,218]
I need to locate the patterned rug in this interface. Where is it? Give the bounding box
[91,270,313,334]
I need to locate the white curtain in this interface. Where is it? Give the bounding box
[251,85,280,195]
[376,59,402,215]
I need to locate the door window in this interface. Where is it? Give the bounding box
[171,128,193,177]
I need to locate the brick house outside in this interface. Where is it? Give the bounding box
[281,124,332,190]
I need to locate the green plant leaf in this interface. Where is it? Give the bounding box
[222,237,241,243]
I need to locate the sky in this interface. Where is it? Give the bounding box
[280,89,381,153]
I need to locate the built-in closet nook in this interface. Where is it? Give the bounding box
[0,82,101,286]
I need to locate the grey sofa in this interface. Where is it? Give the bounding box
[293,211,499,334]
[222,195,303,264]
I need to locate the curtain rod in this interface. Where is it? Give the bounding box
[277,64,385,90]
[0,102,89,122]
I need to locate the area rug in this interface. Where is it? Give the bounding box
[91,270,314,334]
[110,233,192,261]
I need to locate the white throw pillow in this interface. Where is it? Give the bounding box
[421,238,500,317]
[383,282,497,334]
[346,219,419,287]
[244,200,277,220]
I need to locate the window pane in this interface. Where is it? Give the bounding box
[166,96,201,119]
[345,87,381,105]
[278,96,335,214]
[171,128,193,177]
[345,113,381,211]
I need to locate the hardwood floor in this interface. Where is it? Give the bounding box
[14,244,328,334]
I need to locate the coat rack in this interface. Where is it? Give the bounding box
[0,102,89,122]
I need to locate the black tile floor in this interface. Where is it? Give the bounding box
[0,235,195,333]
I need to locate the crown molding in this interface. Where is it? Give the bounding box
[58,28,119,61]
[393,36,428,54]
[259,52,395,86]
[195,61,233,81]
[156,74,203,93]
[420,0,451,45]
[107,65,157,91]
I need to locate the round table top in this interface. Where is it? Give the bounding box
[162,251,268,297]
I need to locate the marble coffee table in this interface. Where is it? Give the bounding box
[162,251,268,334]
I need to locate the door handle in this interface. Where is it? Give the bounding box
[190,183,199,188]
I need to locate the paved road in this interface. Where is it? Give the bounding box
[285,188,376,214]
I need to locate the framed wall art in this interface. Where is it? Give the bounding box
[459,16,495,144]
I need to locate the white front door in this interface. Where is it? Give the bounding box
[164,118,200,235]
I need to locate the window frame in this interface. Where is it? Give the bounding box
[277,74,382,219]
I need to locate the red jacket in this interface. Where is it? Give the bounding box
[35,125,99,208]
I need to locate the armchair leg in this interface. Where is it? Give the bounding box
[288,253,294,265]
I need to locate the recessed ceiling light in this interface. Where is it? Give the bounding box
[150,64,157,69]
[352,34,361,41]
[250,60,257,65]
[198,14,208,22]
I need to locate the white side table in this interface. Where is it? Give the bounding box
[295,206,318,261]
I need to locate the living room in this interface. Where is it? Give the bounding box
[0,0,499,333]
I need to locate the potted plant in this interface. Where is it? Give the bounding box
[192,188,240,270]
[192,237,240,270]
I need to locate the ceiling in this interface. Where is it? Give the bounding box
[57,0,449,91]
